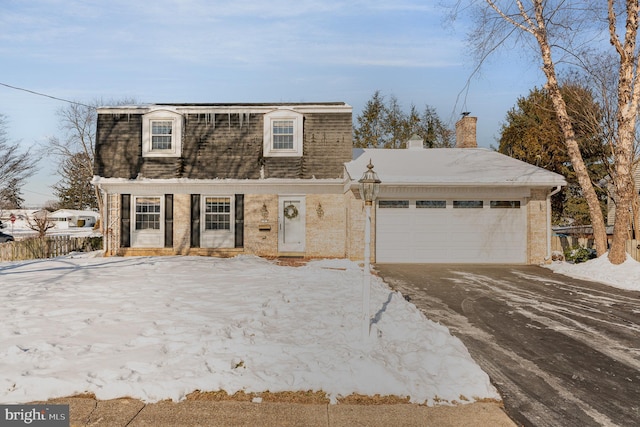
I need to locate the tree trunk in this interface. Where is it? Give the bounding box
[533,6,609,257]
[608,123,636,263]
[606,0,639,264]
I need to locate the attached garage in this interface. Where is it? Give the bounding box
[345,128,566,264]
[375,198,526,263]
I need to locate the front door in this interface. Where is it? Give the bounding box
[279,196,305,253]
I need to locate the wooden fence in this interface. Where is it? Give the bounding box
[552,235,640,262]
[0,235,103,262]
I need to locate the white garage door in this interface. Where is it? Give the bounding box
[375,199,526,263]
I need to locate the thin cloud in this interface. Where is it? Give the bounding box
[2,1,463,69]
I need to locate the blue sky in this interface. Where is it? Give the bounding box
[1,0,543,206]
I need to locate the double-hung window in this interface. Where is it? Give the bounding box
[263,109,303,157]
[135,197,161,230]
[200,195,235,248]
[142,110,182,157]
[130,195,164,248]
[272,120,295,150]
[204,197,231,230]
[151,121,173,150]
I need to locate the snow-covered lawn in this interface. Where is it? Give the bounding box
[0,254,499,405]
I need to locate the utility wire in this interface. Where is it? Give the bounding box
[0,82,94,108]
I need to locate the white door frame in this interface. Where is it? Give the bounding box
[278,196,305,253]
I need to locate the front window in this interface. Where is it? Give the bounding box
[204,197,231,230]
[135,197,161,230]
[151,121,173,150]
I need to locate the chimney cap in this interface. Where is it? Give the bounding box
[407,134,424,150]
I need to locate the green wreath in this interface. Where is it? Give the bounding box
[284,204,299,220]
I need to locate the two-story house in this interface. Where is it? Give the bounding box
[94,104,566,264]
[94,103,355,258]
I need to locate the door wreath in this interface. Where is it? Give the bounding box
[284,204,299,219]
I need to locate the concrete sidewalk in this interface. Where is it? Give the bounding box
[42,397,516,426]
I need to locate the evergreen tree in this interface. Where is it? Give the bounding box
[52,152,97,210]
[353,91,453,149]
[0,179,25,209]
[354,91,386,148]
[498,85,609,225]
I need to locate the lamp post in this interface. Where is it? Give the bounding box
[358,159,381,340]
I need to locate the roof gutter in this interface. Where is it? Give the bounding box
[545,185,563,262]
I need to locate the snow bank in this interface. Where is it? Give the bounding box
[546,253,640,291]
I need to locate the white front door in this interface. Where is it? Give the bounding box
[279,196,305,253]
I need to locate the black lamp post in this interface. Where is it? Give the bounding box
[358,160,381,339]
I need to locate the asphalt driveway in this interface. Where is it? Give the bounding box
[375,264,640,427]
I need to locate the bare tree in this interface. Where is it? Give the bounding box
[569,56,640,241]
[46,98,136,229]
[27,211,55,238]
[459,0,639,264]
[0,114,38,207]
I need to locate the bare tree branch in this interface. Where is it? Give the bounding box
[0,114,39,208]
[456,0,640,263]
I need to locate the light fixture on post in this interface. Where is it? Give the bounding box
[358,159,381,340]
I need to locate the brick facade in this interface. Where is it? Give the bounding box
[94,103,560,264]
[305,194,347,258]
[527,189,549,264]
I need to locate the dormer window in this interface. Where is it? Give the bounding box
[151,121,173,150]
[263,110,303,157]
[272,120,294,150]
[142,110,182,157]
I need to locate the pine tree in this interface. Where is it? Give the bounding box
[52,152,97,210]
[354,91,386,148]
[354,91,453,148]
[0,179,25,209]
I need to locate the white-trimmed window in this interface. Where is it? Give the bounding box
[204,197,231,230]
[263,110,303,157]
[151,121,173,150]
[201,195,235,248]
[135,197,161,230]
[142,110,182,157]
[131,196,164,248]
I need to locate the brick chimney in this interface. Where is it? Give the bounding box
[455,115,477,148]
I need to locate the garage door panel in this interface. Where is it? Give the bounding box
[376,199,526,263]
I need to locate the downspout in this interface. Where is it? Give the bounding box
[545,186,563,261]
